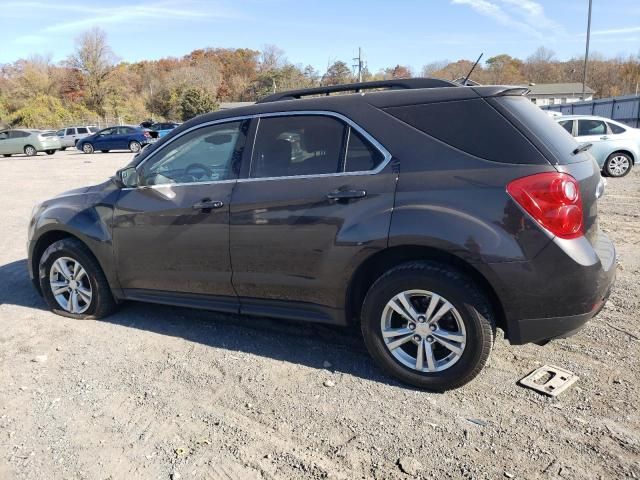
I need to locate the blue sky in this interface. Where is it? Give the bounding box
[0,0,639,72]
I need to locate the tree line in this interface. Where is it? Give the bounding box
[0,28,638,129]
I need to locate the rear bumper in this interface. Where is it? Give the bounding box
[482,230,616,345]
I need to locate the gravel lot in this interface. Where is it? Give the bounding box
[1,149,639,479]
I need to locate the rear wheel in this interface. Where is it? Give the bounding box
[129,140,141,153]
[604,152,632,177]
[24,145,37,156]
[46,150,55,155]
[361,261,495,391]
[38,238,117,319]
[82,143,94,154]
[3,154,11,157]
[60,147,67,151]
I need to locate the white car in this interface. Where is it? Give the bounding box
[555,115,639,177]
[55,126,99,150]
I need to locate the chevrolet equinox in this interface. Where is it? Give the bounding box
[28,79,616,390]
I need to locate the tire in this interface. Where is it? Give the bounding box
[82,143,94,154]
[46,150,55,155]
[129,140,141,153]
[361,261,495,391]
[100,150,109,153]
[3,154,11,157]
[38,238,117,319]
[604,152,632,178]
[24,145,37,156]
[60,147,67,151]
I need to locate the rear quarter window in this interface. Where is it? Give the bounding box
[384,98,547,164]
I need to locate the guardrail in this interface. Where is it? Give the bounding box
[542,94,640,128]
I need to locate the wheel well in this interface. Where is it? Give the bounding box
[31,231,79,289]
[610,150,635,164]
[345,246,507,333]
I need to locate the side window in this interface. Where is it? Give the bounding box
[77,127,88,134]
[558,120,574,135]
[344,129,385,172]
[141,120,247,186]
[578,120,606,136]
[0,131,8,140]
[607,122,626,134]
[9,130,28,139]
[56,129,64,137]
[251,115,346,178]
[65,128,75,136]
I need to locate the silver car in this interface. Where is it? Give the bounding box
[55,126,99,150]
[0,129,62,157]
[556,115,639,177]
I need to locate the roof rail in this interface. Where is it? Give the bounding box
[257,78,458,103]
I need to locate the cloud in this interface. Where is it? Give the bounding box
[592,26,640,36]
[451,0,561,39]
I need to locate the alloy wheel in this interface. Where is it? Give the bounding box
[49,257,92,314]
[608,155,630,177]
[380,289,466,372]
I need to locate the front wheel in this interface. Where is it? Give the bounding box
[60,147,67,151]
[24,145,37,156]
[46,150,55,155]
[100,150,109,153]
[38,238,117,319]
[361,261,495,391]
[3,154,11,157]
[129,141,141,153]
[604,152,632,177]
[82,143,94,154]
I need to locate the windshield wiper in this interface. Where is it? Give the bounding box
[572,142,592,155]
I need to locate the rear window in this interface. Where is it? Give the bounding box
[40,131,56,137]
[490,96,584,164]
[77,127,88,134]
[384,98,546,164]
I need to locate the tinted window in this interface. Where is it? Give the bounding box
[9,130,29,138]
[345,129,385,172]
[65,128,75,135]
[100,128,115,136]
[558,120,574,135]
[607,122,626,134]
[385,98,544,164]
[141,121,247,186]
[0,131,8,140]
[251,115,346,178]
[118,127,135,134]
[578,120,606,136]
[89,127,99,133]
[77,127,88,134]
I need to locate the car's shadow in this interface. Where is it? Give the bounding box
[0,259,402,388]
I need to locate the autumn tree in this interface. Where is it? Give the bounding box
[67,27,117,116]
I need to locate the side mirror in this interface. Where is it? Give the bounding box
[116,166,139,188]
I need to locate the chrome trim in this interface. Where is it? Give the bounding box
[126,110,392,190]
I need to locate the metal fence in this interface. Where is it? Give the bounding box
[542,95,640,128]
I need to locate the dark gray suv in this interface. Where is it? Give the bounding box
[27,79,616,390]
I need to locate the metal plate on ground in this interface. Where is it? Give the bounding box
[519,365,579,397]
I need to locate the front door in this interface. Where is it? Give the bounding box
[113,120,249,302]
[94,128,117,150]
[230,113,396,317]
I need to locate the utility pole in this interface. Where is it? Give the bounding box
[582,0,592,100]
[353,47,364,82]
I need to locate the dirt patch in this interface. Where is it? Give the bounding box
[1,150,639,479]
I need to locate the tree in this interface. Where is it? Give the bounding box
[180,88,218,120]
[322,61,352,85]
[259,44,285,72]
[384,64,412,79]
[67,27,117,116]
[485,54,525,84]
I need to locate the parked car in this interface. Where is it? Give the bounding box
[55,126,99,150]
[0,129,61,156]
[76,126,155,154]
[27,79,616,391]
[150,122,180,138]
[556,115,638,177]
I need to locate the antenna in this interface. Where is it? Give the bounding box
[463,53,483,86]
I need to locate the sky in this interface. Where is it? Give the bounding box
[0,0,639,72]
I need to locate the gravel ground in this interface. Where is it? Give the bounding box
[0,149,638,480]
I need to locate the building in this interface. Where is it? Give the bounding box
[526,83,594,106]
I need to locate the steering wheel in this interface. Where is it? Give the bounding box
[184,163,213,180]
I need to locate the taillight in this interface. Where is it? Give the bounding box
[507,172,583,239]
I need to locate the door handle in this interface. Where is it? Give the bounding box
[600,136,609,140]
[326,189,367,201]
[192,199,224,210]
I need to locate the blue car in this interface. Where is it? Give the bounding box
[150,122,180,138]
[76,126,154,154]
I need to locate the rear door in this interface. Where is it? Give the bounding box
[229,113,396,319]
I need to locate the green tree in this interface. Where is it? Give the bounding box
[322,61,352,86]
[180,87,218,120]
